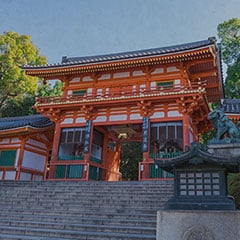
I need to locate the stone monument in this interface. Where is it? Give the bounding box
[155,109,240,240]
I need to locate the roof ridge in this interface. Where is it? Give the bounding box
[22,37,216,69]
[0,114,43,122]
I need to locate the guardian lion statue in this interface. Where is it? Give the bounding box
[207,109,240,142]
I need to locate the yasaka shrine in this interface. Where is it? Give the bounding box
[0,37,227,181]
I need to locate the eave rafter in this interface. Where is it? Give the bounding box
[80,105,97,121]
[24,47,214,78]
[38,108,65,123]
[137,100,154,117]
[176,94,209,116]
[189,68,218,81]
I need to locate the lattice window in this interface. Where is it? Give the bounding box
[0,150,16,167]
[179,172,221,196]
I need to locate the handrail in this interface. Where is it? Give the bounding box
[36,82,206,105]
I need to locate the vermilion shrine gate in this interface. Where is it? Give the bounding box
[21,37,224,181]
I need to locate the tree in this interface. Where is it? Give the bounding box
[37,80,63,97]
[0,31,46,116]
[1,81,63,117]
[210,19,240,209]
[218,18,240,66]
[217,18,240,98]
[224,58,240,98]
[120,142,142,180]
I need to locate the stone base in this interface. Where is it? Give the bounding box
[208,143,240,157]
[157,210,240,240]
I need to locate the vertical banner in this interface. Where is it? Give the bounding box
[142,116,149,152]
[84,120,92,153]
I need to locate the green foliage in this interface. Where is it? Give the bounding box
[37,81,63,97]
[120,142,142,180]
[218,18,240,99]
[224,58,240,98]
[228,173,240,209]
[1,81,63,117]
[1,95,36,117]
[200,129,216,145]
[0,31,46,116]
[218,18,240,66]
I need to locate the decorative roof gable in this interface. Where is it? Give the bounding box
[0,114,54,130]
[155,142,240,173]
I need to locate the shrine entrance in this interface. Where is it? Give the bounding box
[120,141,142,181]
[103,123,143,181]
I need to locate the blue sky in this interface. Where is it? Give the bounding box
[0,0,240,64]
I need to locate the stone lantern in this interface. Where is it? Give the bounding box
[155,142,239,210]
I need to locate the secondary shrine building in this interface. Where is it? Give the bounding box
[21,37,223,181]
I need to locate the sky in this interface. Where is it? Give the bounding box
[0,0,240,65]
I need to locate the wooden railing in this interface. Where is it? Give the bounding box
[36,82,206,106]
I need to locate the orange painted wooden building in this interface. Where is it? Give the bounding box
[21,37,224,181]
[0,115,54,180]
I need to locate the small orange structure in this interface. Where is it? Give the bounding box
[0,115,54,180]
[21,37,223,181]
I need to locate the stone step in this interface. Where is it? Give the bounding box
[0,233,62,240]
[0,220,156,235]
[0,225,156,240]
[0,214,156,227]
[0,208,157,220]
[0,180,172,239]
[0,196,170,208]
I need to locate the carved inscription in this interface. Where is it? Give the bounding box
[183,226,214,240]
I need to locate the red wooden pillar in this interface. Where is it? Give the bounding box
[43,145,52,180]
[140,116,151,180]
[49,122,61,179]
[83,120,93,180]
[183,114,191,150]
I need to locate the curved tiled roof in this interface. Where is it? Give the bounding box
[22,37,217,69]
[0,114,54,130]
[222,99,240,114]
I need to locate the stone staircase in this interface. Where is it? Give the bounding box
[0,180,173,240]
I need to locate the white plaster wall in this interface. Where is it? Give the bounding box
[62,118,74,124]
[152,68,164,74]
[168,110,183,117]
[113,72,130,78]
[82,76,93,82]
[151,112,165,119]
[22,150,45,172]
[151,82,156,90]
[0,138,10,144]
[70,77,80,83]
[33,175,43,181]
[5,171,16,180]
[133,70,145,76]
[91,143,102,159]
[94,116,107,122]
[109,115,127,121]
[20,172,31,181]
[99,74,111,80]
[87,88,92,95]
[130,114,142,120]
[27,139,46,149]
[76,117,86,123]
[167,66,178,72]
[11,138,20,143]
